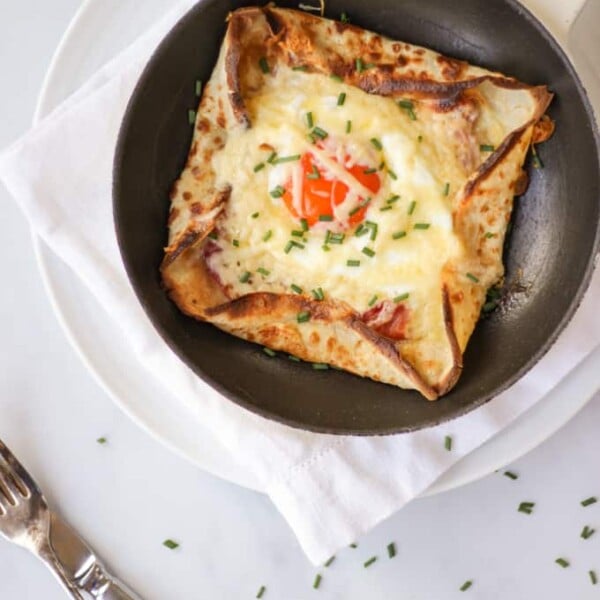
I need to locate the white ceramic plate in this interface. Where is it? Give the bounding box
[32,0,599,497]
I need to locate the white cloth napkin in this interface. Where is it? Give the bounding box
[1,0,599,565]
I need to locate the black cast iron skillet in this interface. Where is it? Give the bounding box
[114,0,600,434]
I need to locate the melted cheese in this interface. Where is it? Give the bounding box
[209,67,473,322]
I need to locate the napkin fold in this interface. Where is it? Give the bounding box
[2,0,599,565]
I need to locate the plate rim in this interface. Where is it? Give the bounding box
[30,0,599,495]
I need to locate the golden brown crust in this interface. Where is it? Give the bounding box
[205,292,438,399]
[434,286,464,397]
[161,6,554,399]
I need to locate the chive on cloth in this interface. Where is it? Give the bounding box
[1,0,600,566]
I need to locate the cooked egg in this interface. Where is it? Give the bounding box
[209,66,468,323]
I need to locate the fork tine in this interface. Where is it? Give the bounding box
[0,464,20,504]
[0,438,40,497]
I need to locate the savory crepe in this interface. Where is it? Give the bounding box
[161,5,554,399]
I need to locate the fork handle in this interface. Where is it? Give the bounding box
[39,547,85,599]
[75,561,141,600]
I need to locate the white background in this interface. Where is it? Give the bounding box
[1,1,600,599]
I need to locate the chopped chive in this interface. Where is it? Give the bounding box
[363,556,378,568]
[288,354,301,362]
[418,135,423,143]
[484,231,495,238]
[386,195,400,204]
[387,543,396,559]
[408,200,417,215]
[414,223,430,230]
[340,11,349,23]
[257,267,270,276]
[312,126,329,140]
[163,539,179,550]
[387,168,398,180]
[392,231,407,240]
[313,574,322,589]
[518,501,535,514]
[443,182,450,196]
[355,223,368,237]
[487,287,502,300]
[239,271,251,283]
[355,58,365,73]
[273,154,301,164]
[208,230,218,240]
[582,497,598,507]
[362,247,375,257]
[532,145,544,169]
[256,585,266,598]
[266,151,277,163]
[483,301,497,313]
[590,570,598,585]
[466,272,479,283]
[312,363,329,370]
[284,240,305,253]
[326,232,345,244]
[96,437,107,444]
[370,138,383,151]
[232,239,240,247]
[394,293,409,303]
[444,435,452,451]
[380,205,393,212]
[337,92,347,106]
[292,65,308,71]
[555,558,570,568]
[291,230,304,238]
[312,288,325,300]
[346,120,352,133]
[330,74,343,82]
[347,259,361,267]
[252,211,260,218]
[188,109,196,125]
[262,230,273,242]
[322,244,330,252]
[324,556,335,567]
[349,543,358,548]
[378,161,385,171]
[300,218,309,231]
[364,220,378,241]
[349,198,371,216]
[368,294,378,307]
[307,165,320,180]
[297,310,311,323]
[581,526,596,540]
[460,581,473,592]
[363,168,377,174]
[259,57,269,74]
[480,144,495,152]
[319,214,333,222]
[270,185,285,198]
[504,471,518,480]
[398,99,417,120]
[306,112,314,128]
[262,347,276,357]
[291,284,303,294]
[253,162,265,173]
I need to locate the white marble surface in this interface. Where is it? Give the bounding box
[1,1,600,599]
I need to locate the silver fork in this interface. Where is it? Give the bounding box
[0,438,141,599]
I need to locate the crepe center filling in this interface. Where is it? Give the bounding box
[207,66,478,341]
